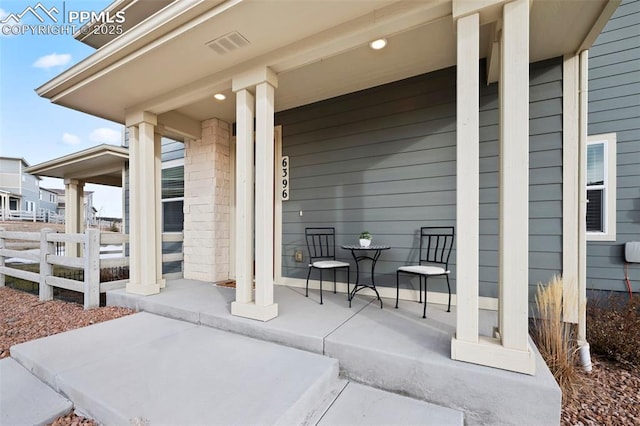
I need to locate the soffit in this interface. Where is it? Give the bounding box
[41,0,614,127]
[26,145,128,187]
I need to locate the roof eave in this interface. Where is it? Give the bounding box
[36,0,236,101]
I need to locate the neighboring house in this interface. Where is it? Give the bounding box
[34,0,620,381]
[0,157,40,215]
[586,0,640,296]
[39,187,59,219]
[0,157,59,220]
[47,188,97,227]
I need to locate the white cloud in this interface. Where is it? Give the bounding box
[89,127,121,144]
[61,133,81,145]
[33,53,72,69]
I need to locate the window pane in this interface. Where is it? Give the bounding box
[163,200,184,232]
[587,143,604,186]
[162,166,184,199]
[586,189,604,232]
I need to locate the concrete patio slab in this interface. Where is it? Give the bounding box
[0,358,72,426]
[107,279,224,324]
[318,382,463,425]
[105,280,562,425]
[109,280,375,354]
[10,312,342,425]
[324,298,561,425]
[10,313,197,390]
[199,286,374,354]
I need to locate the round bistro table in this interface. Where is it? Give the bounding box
[340,244,390,308]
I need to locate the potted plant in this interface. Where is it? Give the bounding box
[359,231,372,247]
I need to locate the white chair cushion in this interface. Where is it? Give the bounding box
[398,265,449,275]
[311,260,350,269]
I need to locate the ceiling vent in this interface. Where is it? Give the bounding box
[206,31,250,55]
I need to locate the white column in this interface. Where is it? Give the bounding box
[498,0,530,352]
[453,12,480,346]
[126,112,161,295]
[562,54,580,324]
[233,89,255,306]
[450,0,535,375]
[64,178,83,257]
[231,67,279,321]
[254,81,276,309]
[155,132,166,288]
[128,125,140,288]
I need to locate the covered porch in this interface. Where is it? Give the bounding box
[106,278,560,425]
[36,0,619,377]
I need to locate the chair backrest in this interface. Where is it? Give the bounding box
[305,227,337,261]
[419,226,454,267]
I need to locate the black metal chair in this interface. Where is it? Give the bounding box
[396,226,454,318]
[305,227,350,304]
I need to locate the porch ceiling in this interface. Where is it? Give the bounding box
[25,144,128,187]
[37,0,616,128]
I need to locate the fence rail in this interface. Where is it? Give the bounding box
[0,209,64,224]
[0,228,184,309]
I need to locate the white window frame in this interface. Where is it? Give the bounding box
[586,132,616,241]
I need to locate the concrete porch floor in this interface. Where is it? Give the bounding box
[106,279,561,425]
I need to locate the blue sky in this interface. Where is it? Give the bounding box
[1,0,123,217]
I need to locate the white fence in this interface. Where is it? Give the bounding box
[0,228,183,309]
[0,209,64,224]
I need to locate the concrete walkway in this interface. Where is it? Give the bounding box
[1,280,561,425]
[3,312,463,425]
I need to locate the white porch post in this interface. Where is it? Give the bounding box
[254,81,276,311]
[154,132,166,288]
[232,88,255,307]
[64,178,83,256]
[452,12,480,348]
[451,0,535,375]
[126,112,161,295]
[498,0,530,353]
[231,67,279,321]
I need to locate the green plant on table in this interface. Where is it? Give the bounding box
[359,231,372,240]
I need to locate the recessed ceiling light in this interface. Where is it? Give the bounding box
[369,38,387,50]
[214,93,226,101]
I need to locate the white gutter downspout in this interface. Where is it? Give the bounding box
[578,49,592,372]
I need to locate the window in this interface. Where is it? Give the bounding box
[586,133,616,241]
[162,160,184,233]
[162,165,184,199]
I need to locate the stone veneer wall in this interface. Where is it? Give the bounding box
[183,118,231,282]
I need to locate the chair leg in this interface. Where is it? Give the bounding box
[319,269,323,305]
[419,276,423,304]
[305,267,312,297]
[333,269,337,294]
[423,277,428,319]
[446,274,451,312]
[395,270,400,309]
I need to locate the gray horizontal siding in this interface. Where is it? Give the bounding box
[587,0,640,293]
[277,57,563,303]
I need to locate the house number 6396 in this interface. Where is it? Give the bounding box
[281,156,290,200]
